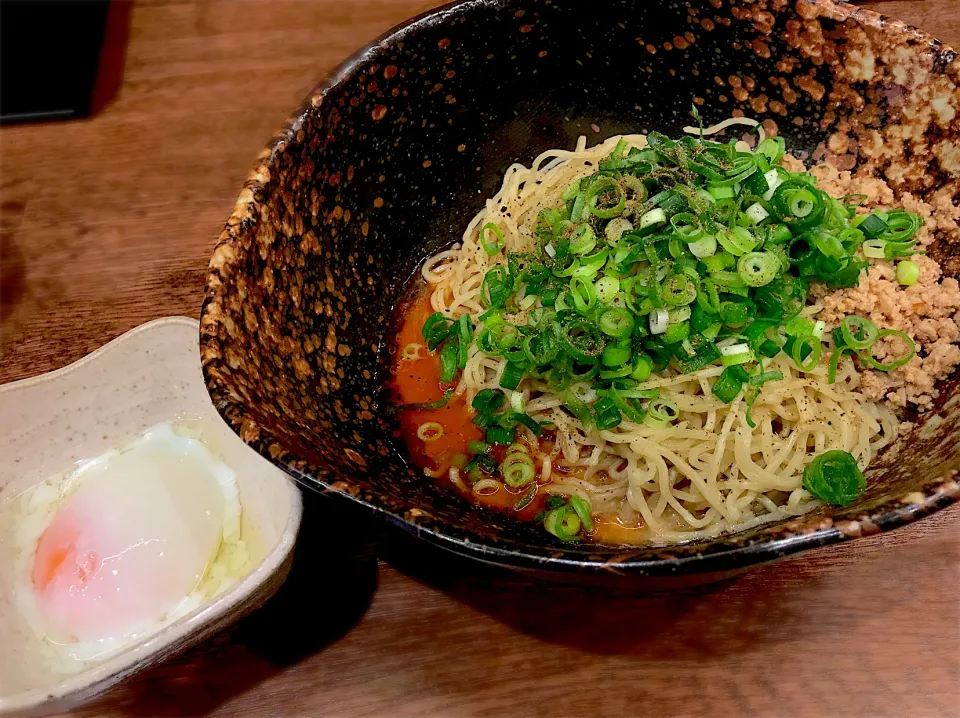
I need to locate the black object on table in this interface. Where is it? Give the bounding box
[0,0,122,125]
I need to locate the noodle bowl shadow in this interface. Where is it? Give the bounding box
[202,0,960,584]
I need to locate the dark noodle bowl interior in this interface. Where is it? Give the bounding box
[202,0,960,582]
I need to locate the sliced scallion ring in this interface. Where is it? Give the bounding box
[645,397,680,428]
[569,224,597,255]
[791,334,822,372]
[840,315,878,350]
[594,276,621,304]
[737,251,780,287]
[598,307,635,338]
[745,202,770,225]
[688,234,718,258]
[859,329,915,371]
[604,217,634,244]
[568,496,595,532]
[480,223,505,255]
[639,207,667,229]
[862,238,887,259]
[650,308,669,335]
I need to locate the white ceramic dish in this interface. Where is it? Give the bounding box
[0,317,302,716]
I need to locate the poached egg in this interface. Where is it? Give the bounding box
[12,422,250,666]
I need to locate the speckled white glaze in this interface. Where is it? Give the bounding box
[0,317,302,716]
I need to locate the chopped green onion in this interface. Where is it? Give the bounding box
[606,388,647,423]
[631,355,653,381]
[712,365,748,403]
[880,211,921,243]
[522,331,559,366]
[828,347,851,384]
[593,396,623,430]
[595,276,621,303]
[708,185,736,201]
[745,202,770,225]
[644,397,679,427]
[771,180,826,230]
[862,238,886,259]
[720,342,752,367]
[570,224,597,255]
[744,368,784,427]
[601,342,632,367]
[688,234,718,258]
[598,307,635,338]
[416,126,927,508]
[440,340,459,382]
[544,505,582,542]
[662,321,690,344]
[422,312,452,350]
[761,168,785,201]
[671,212,703,241]
[586,176,627,219]
[605,218,633,244]
[896,260,919,286]
[514,484,537,510]
[639,207,667,230]
[480,223,505,255]
[561,179,582,202]
[840,315,878,350]
[720,301,750,326]
[559,315,604,363]
[501,450,536,487]
[472,389,505,414]
[802,450,865,505]
[568,496,595,532]
[499,362,526,391]
[717,227,758,256]
[574,248,608,278]
[392,389,454,413]
[859,329,915,371]
[811,231,845,259]
[785,316,814,337]
[457,315,474,368]
[570,276,598,314]
[737,251,780,287]
[791,334,822,372]
[467,440,490,454]
[481,266,513,309]
[756,137,786,163]
[662,273,697,306]
[650,308,669,335]
[667,306,691,324]
[485,425,513,445]
[562,391,594,428]
[857,213,889,238]
[789,188,817,218]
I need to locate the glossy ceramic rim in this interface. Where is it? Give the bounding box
[0,317,303,715]
[202,0,960,577]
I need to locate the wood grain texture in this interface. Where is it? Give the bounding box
[1,1,957,716]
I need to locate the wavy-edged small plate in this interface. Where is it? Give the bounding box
[0,317,302,716]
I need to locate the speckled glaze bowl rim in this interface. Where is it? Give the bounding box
[202,0,959,577]
[0,317,303,715]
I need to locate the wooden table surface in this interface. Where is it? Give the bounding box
[2,1,959,716]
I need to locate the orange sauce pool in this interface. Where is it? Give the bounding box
[591,515,652,545]
[390,287,549,522]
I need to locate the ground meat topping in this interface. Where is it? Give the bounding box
[797,160,960,410]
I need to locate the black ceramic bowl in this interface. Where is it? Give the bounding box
[201,0,960,582]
